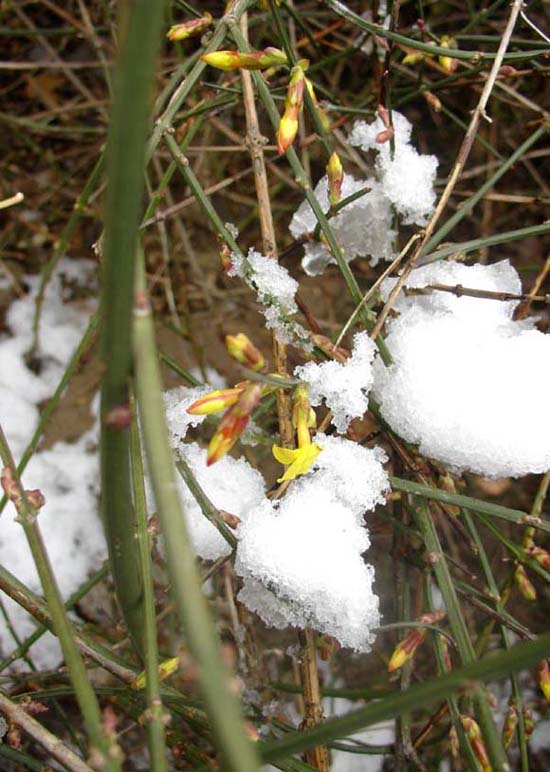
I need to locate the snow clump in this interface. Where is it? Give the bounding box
[373,259,550,478]
[235,435,388,652]
[289,111,437,276]
[289,175,395,276]
[294,331,377,432]
[228,248,310,346]
[349,111,438,225]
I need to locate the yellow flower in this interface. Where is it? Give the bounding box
[272,443,322,482]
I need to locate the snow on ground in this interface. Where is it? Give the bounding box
[0,260,106,670]
[373,259,550,478]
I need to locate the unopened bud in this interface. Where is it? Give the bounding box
[460,716,491,771]
[207,384,262,464]
[439,35,458,73]
[388,628,426,672]
[226,333,265,372]
[438,473,460,516]
[133,657,179,690]
[25,489,45,511]
[201,47,287,72]
[502,702,518,749]
[523,706,534,737]
[104,403,132,430]
[318,634,339,661]
[514,563,536,601]
[538,659,550,701]
[448,725,460,760]
[376,127,394,144]
[292,385,314,448]
[220,510,241,529]
[167,13,212,41]
[327,152,343,207]
[526,546,550,570]
[422,90,442,112]
[277,63,307,155]
[187,386,246,416]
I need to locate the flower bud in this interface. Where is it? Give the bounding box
[460,716,491,771]
[388,628,426,672]
[538,659,550,701]
[201,47,287,72]
[292,385,314,448]
[437,473,460,516]
[226,333,265,372]
[448,726,460,761]
[187,386,246,416]
[526,546,550,570]
[439,35,458,73]
[207,384,262,464]
[133,657,179,689]
[167,13,212,41]
[422,90,442,112]
[514,563,536,601]
[277,63,306,155]
[327,152,343,207]
[502,702,518,749]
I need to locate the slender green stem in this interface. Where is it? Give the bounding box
[0,427,120,770]
[409,501,508,770]
[132,259,260,772]
[421,124,547,255]
[129,399,169,772]
[100,0,167,654]
[390,476,550,534]
[31,157,104,353]
[260,634,550,762]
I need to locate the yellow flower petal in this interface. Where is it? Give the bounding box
[272,443,322,482]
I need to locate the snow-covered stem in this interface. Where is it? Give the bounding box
[129,404,169,772]
[0,426,121,771]
[132,265,260,772]
[0,689,95,772]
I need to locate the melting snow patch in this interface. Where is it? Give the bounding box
[0,260,106,670]
[373,259,550,478]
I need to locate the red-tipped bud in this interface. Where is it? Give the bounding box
[440,636,452,672]
[187,387,246,416]
[226,333,265,372]
[277,63,307,155]
[220,510,241,529]
[201,47,287,72]
[502,702,518,749]
[376,127,394,144]
[460,716,491,771]
[167,13,212,41]
[499,65,518,78]
[526,546,550,570]
[388,628,427,672]
[207,384,262,464]
[417,610,446,625]
[514,563,536,601]
[327,152,344,207]
[538,659,550,701]
[438,35,458,73]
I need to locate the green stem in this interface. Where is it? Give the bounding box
[0,427,120,770]
[129,399,169,772]
[410,501,509,770]
[260,634,550,763]
[390,476,550,534]
[132,259,260,772]
[100,0,167,654]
